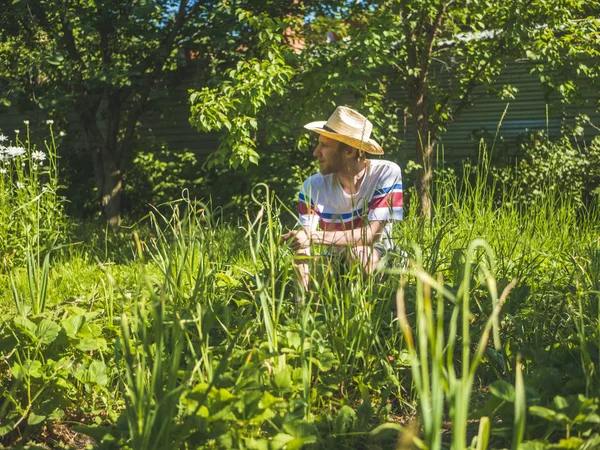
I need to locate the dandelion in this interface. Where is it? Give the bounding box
[0,135,7,142]
[31,150,46,162]
[46,120,54,125]
[23,120,29,125]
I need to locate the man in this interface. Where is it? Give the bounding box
[282,106,403,292]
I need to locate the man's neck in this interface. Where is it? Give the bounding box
[337,160,368,195]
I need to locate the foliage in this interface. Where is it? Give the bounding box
[0,0,312,223]
[2,142,600,448]
[0,123,65,271]
[494,126,600,208]
[189,11,295,170]
[198,0,599,216]
[124,140,199,217]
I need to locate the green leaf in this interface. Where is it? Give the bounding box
[13,316,37,337]
[63,315,86,338]
[553,395,569,410]
[273,369,292,391]
[528,406,557,421]
[76,338,102,352]
[271,433,294,449]
[36,319,60,344]
[27,412,46,425]
[88,361,108,386]
[334,405,356,433]
[48,409,65,420]
[488,380,515,402]
[0,418,16,436]
[12,359,43,378]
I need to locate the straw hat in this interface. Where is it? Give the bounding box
[304,106,384,155]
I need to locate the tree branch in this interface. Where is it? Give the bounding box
[117,0,191,165]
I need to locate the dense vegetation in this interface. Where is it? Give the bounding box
[1,1,599,448]
[0,126,599,449]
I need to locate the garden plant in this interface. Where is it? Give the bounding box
[0,123,599,449]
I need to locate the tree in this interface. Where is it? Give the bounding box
[0,0,308,225]
[206,0,598,217]
[351,0,599,217]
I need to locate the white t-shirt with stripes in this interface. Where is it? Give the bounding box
[297,159,403,250]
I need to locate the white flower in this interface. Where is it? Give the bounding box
[14,129,19,134]
[23,120,29,125]
[46,120,54,125]
[0,168,6,174]
[31,150,46,161]
[7,146,25,157]
[16,181,24,189]
[42,185,49,193]
[0,135,7,142]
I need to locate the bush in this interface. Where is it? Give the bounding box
[494,127,600,207]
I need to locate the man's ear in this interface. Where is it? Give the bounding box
[343,144,358,159]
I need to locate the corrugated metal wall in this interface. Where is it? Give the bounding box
[395,60,599,167]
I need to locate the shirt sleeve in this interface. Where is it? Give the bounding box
[297,179,320,230]
[367,162,403,222]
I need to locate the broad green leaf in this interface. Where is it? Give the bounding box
[259,391,282,409]
[528,406,557,421]
[334,405,356,433]
[488,380,515,402]
[48,409,65,420]
[13,316,37,337]
[62,315,85,338]
[27,412,46,425]
[270,433,294,449]
[553,395,569,410]
[12,359,43,378]
[273,369,292,391]
[36,319,60,344]
[88,361,108,386]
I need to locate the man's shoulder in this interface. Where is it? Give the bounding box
[369,159,402,178]
[300,173,329,193]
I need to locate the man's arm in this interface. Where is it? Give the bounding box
[283,221,386,250]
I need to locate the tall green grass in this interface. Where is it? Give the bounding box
[1,135,600,448]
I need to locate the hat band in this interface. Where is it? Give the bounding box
[323,124,368,140]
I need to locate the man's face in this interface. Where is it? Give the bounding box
[313,135,345,175]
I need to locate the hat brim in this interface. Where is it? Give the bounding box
[304,121,384,155]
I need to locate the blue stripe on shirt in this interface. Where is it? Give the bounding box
[373,183,403,197]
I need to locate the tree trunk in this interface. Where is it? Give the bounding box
[80,108,124,227]
[409,82,436,219]
[414,121,436,220]
[99,154,123,228]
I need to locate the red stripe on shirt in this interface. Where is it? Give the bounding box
[319,216,363,231]
[298,201,316,216]
[369,191,403,210]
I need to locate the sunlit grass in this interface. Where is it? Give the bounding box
[0,134,599,448]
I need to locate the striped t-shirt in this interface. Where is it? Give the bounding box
[297,160,403,250]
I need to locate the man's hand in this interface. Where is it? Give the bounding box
[281,229,312,250]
